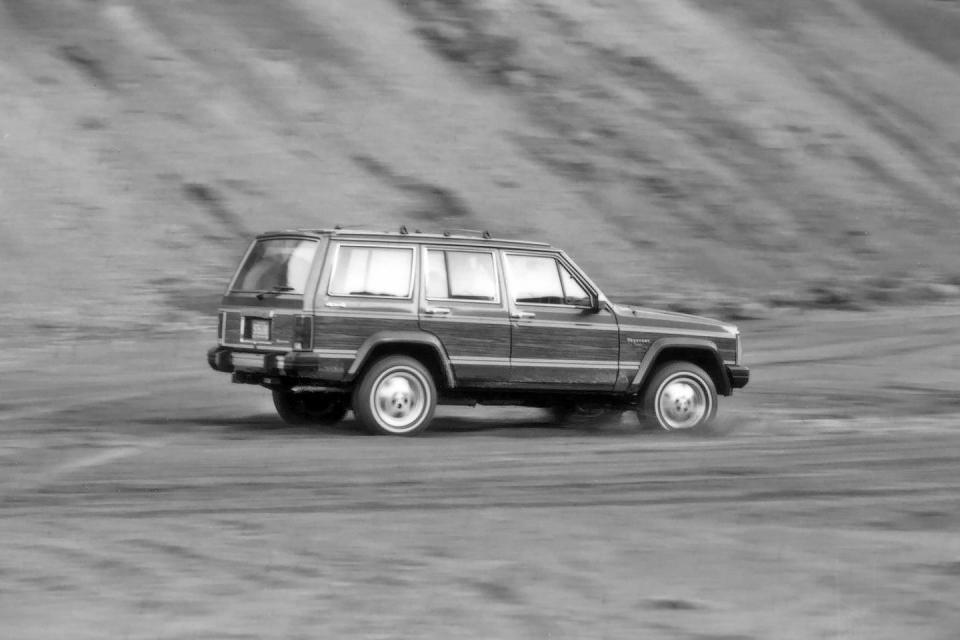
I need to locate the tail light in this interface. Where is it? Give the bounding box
[293,315,313,351]
[217,311,225,341]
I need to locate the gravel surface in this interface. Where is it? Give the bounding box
[2,306,959,639]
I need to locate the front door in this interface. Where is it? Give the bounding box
[503,252,620,389]
[418,246,511,385]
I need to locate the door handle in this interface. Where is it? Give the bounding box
[325,301,347,308]
[510,310,536,319]
[423,307,451,316]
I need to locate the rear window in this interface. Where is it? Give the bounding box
[231,238,319,294]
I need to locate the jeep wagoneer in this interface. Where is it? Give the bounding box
[208,228,748,435]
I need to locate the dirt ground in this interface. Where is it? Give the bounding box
[2,305,958,639]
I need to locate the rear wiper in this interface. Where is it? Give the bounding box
[255,286,295,300]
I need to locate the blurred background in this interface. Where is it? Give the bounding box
[4,2,960,639]
[4,0,960,342]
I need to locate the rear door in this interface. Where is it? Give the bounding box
[503,251,620,389]
[312,241,420,379]
[418,245,511,386]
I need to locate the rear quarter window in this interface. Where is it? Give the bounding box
[328,245,414,298]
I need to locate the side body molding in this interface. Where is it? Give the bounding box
[629,337,730,395]
[346,331,456,388]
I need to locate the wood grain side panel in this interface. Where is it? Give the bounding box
[509,309,620,388]
[313,314,420,351]
[421,319,510,357]
[511,324,619,362]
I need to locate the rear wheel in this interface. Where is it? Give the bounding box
[640,362,717,432]
[273,390,348,426]
[352,356,437,436]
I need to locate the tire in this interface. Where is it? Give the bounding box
[352,355,437,436]
[639,361,717,432]
[273,390,348,426]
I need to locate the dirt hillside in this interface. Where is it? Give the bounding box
[3,0,960,339]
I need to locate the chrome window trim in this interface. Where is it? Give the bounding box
[326,242,417,300]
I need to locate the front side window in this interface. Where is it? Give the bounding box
[507,254,563,304]
[426,250,498,301]
[329,245,414,298]
[231,238,318,294]
[506,254,592,306]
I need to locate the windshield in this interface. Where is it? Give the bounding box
[231,238,319,294]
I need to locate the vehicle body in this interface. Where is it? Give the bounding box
[208,228,749,435]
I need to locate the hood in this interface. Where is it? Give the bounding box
[609,303,738,337]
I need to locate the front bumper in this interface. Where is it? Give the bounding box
[726,364,750,389]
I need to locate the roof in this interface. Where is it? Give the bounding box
[257,227,554,249]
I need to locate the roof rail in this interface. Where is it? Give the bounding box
[331,224,376,232]
[443,228,492,239]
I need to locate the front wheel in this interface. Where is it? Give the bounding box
[639,362,717,432]
[352,356,437,436]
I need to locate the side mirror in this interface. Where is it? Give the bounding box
[590,297,603,314]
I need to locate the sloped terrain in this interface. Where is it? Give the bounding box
[3,0,960,338]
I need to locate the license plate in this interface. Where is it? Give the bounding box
[249,318,270,342]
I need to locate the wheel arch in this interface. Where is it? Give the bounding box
[630,338,731,396]
[346,331,455,389]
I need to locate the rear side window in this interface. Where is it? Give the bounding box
[329,245,414,298]
[231,238,318,294]
[506,254,592,306]
[426,250,499,302]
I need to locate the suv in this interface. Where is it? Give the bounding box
[208,228,748,435]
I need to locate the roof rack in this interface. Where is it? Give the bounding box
[443,228,492,239]
[285,226,549,247]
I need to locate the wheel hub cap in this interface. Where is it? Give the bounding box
[658,377,708,429]
[373,372,425,429]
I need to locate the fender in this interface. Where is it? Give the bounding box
[346,330,456,387]
[629,337,730,395]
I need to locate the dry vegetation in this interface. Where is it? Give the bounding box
[3,0,960,337]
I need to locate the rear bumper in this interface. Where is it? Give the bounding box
[207,346,343,380]
[208,346,233,372]
[208,346,287,375]
[726,364,750,389]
